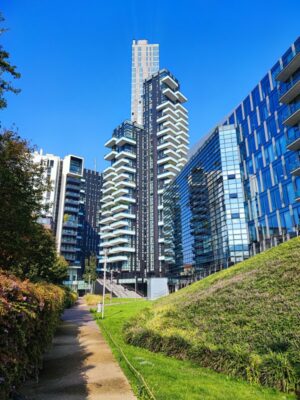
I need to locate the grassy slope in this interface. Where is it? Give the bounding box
[125,238,300,393]
[93,301,295,400]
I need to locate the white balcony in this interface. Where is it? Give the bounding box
[111,220,129,229]
[157,113,177,125]
[101,209,112,218]
[158,156,178,166]
[101,195,114,204]
[116,136,136,146]
[104,150,117,161]
[112,173,130,183]
[116,151,136,160]
[113,158,130,169]
[109,246,135,254]
[113,229,135,236]
[109,237,129,246]
[100,215,115,225]
[115,195,136,204]
[102,186,116,196]
[105,137,117,148]
[157,140,177,152]
[162,88,177,102]
[176,91,187,103]
[111,204,129,213]
[165,148,180,159]
[176,108,188,119]
[158,170,177,180]
[161,75,178,90]
[103,179,115,188]
[114,188,129,198]
[165,163,180,174]
[115,165,136,174]
[103,166,115,175]
[115,180,136,189]
[114,212,136,221]
[99,255,128,264]
[175,103,188,114]
[156,100,176,112]
[158,221,164,227]
[157,126,178,138]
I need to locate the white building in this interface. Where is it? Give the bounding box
[131,39,159,125]
[32,150,61,230]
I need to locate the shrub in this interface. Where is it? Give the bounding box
[0,270,75,399]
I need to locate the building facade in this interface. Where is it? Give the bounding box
[99,69,189,282]
[223,36,300,256]
[32,150,61,231]
[56,155,85,267]
[82,169,103,264]
[142,69,189,276]
[100,121,143,276]
[131,39,159,124]
[164,125,249,284]
[164,36,300,282]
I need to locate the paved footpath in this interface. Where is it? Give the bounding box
[20,298,136,400]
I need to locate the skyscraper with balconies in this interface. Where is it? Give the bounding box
[100,67,189,284]
[141,69,189,276]
[131,39,159,124]
[99,121,144,276]
[56,155,85,267]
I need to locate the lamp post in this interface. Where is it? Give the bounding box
[102,249,108,320]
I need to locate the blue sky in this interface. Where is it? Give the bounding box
[1,0,300,170]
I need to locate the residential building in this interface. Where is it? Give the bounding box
[163,36,300,283]
[99,69,189,283]
[82,169,103,263]
[32,150,61,231]
[131,39,159,124]
[99,120,143,277]
[56,155,85,267]
[142,69,189,276]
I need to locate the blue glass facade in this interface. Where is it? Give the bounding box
[224,36,300,255]
[164,126,249,283]
[164,37,300,283]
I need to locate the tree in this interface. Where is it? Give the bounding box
[83,254,98,283]
[0,13,20,109]
[0,130,66,283]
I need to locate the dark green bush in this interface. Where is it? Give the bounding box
[0,270,76,399]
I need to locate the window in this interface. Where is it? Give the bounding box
[231,213,240,219]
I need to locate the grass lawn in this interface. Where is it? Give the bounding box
[93,301,295,400]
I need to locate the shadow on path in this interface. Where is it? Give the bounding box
[19,299,136,400]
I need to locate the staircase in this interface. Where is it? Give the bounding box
[96,279,142,298]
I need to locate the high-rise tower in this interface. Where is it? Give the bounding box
[131,39,159,124]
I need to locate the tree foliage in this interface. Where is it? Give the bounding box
[0,13,20,109]
[83,254,98,283]
[0,131,67,283]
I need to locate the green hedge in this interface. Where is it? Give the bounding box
[0,270,77,399]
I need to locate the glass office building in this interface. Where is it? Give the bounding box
[223,36,300,256]
[164,126,249,284]
[164,37,300,283]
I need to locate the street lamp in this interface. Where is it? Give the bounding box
[102,248,108,320]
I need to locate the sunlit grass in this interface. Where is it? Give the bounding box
[94,301,295,400]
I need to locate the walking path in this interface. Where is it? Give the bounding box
[20,299,136,400]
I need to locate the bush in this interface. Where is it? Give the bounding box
[0,270,75,399]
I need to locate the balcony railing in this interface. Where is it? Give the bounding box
[279,73,300,103]
[282,102,300,126]
[286,127,300,150]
